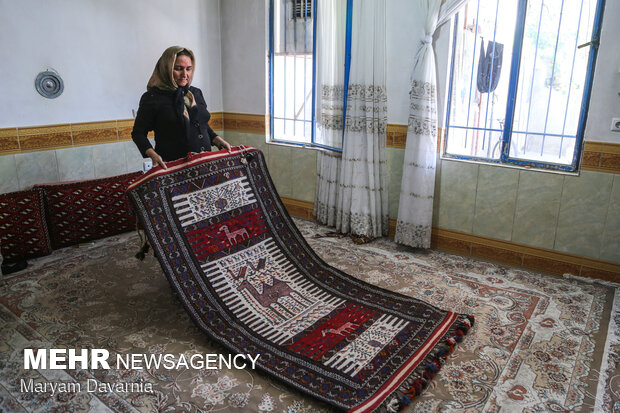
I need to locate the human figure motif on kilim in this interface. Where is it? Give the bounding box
[127,147,474,412]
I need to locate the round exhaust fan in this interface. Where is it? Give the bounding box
[35,71,64,99]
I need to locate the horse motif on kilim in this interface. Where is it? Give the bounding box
[127,147,474,412]
[218,224,249,245]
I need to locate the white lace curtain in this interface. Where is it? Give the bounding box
[314,0,346,149]
[394,0,469,248]
[314,0,388,237]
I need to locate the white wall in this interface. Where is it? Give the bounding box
[584,0,620,143]
[220,0,266,114]
[0,0,223,127]
[219,0,619,144]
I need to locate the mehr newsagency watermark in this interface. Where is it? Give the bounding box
[20,348,260,395]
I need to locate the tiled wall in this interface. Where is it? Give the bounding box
[433,160,620,264]
[224,128,619,266]
[1,117,618,270]
[0,116,224,194]
[222,131,317,203]
[0,141,147,193]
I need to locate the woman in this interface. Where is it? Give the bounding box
[132,46,230,169]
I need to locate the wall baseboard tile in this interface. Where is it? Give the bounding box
[281,197,315,220]
[282,199,619,283]
[430,227,619,283]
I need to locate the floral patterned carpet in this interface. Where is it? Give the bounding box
[0,218,618,412]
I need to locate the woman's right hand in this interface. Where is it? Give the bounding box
[145,148,167,169]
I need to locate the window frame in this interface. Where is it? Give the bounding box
[268,0,352,152]
[442,0,606,172]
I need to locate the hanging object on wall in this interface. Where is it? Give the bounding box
[477,40,503,94]
[35,70,64,99]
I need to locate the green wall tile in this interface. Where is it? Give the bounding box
[290,148,317,202]
[600,174,620,263]
[387,148,404,219]
[432,159,442,227]
[555,171,614,259]
[473,165,519,240]
[0,155,19,193]
[512,170,564,249]
[266,144,293,197]
[436,160,479,233]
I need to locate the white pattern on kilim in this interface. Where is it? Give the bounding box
[324,314,409,377]
[172,177,255,227]
[202,239,343,344]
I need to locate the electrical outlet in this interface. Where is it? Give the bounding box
[142,159,153,173]
[612,118,620,132]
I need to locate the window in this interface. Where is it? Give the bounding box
[269,0,315,145]
[443,0,605,171]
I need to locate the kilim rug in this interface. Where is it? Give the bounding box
[126,147,474,412]
[37,171,141,249]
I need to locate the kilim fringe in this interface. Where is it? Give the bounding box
[381,315,475,412]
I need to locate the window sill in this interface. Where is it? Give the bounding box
[267,139,342,153]
[439,154,581,176]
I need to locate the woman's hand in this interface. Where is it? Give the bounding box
[145,148,167,169]
[213,136,232,153]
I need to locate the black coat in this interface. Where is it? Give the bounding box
[131,86,218,162]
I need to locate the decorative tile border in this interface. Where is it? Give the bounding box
[388,123,620,175]
[222,112,266,134]
[0,115,225,155]
[2,115,618,174]
[386,124,407,149]
[385,125,444,153]
[582,141,620,174]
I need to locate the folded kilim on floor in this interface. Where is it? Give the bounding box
[126,147,474,412]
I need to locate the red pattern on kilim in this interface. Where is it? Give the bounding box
[186,208,267,258]
[288,303,377,360]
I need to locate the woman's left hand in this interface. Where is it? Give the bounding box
[213,136,232,153]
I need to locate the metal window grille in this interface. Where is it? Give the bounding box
[293,0,312,20]
[443,0,605,172]
[269,0,314,145]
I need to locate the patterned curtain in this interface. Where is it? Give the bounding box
[394,0,468,248]
[314,0,346,149]
[315,0,388,238]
